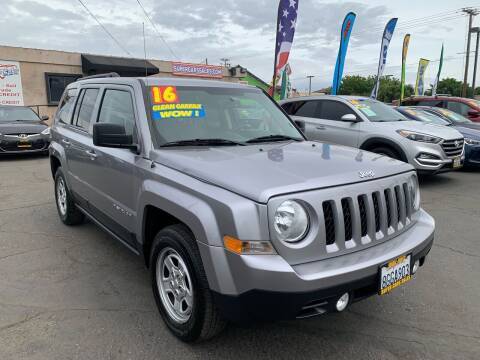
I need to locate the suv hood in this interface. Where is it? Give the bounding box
[377,120,463,140]
[0,122,47,135]
[151,141,413,203]
[455,125,480,140]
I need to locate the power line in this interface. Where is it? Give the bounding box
[76,0,132,56]
[135,0,180,60]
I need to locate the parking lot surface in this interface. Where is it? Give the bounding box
[0,156,479,360]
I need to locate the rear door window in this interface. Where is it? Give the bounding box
[294,101,319,117]
[446,101,470,116]
[318,100,354,121]
[73,88,99,131]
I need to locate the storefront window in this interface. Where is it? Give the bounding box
[45,73,82,105]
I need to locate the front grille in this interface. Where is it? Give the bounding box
[321,181,412,253]
[442,138,464,158]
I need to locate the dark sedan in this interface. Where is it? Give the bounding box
[397,106,480,168]
[0,106,50,155]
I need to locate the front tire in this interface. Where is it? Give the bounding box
[54,168,84,225]
[150,224,226,342]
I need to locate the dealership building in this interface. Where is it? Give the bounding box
[0,45,267,122]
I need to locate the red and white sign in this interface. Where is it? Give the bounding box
[0,60,24,106]
[172,62,223,79]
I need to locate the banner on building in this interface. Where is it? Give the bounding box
[332,12,356,95]
[400,34,410,103]
[371,18,398,99]
[171,62,223,78]
[415,58,430,96]
[432,45,444,96]
[0,60,24,106]
[270,0,299,97]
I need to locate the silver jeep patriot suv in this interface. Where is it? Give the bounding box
[50,75,435,342]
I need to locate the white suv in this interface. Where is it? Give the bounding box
[280,95,465,175]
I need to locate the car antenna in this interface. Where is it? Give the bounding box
[143,22,148,85]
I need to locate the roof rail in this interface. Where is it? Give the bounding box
[81,72,120,80]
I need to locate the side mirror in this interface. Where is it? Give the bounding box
[41,115,49,121]
[340,113,360,122]
[467,110,480,117]
[93,123,138,151]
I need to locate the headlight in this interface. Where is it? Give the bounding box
[41,127,51,135]
[397,130,442,144]
[273,200,309,243]
[465,137,480,146]
[408,175,421,211]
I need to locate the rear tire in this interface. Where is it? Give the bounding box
[370,146,401,160]
[150,224,226,342]
[54,168,84,225]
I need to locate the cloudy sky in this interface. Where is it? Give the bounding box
[0,0,477,91]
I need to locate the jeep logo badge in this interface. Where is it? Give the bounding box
[358,170,375,179]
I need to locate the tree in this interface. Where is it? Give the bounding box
[338,75,413,103]
[429,77,473,97]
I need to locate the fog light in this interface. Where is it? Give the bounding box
[336,293,349,312]
[412,259,420,274]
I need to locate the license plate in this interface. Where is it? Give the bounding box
[379,255,411,295]
[453,157,462,168]
[18,141,31,148]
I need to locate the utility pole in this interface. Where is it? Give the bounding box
[307,75,315,95]
[462,8,479,98]
[220,58,230,68]
[472,27,480,96]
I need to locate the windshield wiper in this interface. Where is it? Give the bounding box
[245,134,303,144]
[160,138,246,148]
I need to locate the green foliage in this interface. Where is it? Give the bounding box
[429,77,473,97]
[338,75,413,103]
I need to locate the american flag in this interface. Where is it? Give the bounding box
[274,0,299,76]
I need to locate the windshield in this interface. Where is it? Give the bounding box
[432,108,472,124]
[0,106,40,122]
[148,86,303,146]
[347,98,408,122]
[400,108,450,126]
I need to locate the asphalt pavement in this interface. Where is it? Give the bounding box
[0,155,479,360]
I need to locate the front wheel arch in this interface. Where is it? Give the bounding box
[360,138,408,162]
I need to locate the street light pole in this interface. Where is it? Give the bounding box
[307,75,315,95]
[462,8,479,98]
[472,28,480,97]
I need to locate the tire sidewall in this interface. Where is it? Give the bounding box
[150,230,206,342]
[54,168,69,223]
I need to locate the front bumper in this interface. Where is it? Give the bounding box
[0,134,50,154]
[405,141,464,174]
[464,145,480,167]
[200,209,435,322]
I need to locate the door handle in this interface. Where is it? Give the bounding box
[85,150,97,160]
[316,126,326,130]
[61,139,70,145]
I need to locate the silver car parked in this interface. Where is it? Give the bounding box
[50,77,434,342]
[280,95,465,174]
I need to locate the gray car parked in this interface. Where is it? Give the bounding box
[280,95,465,174]
[50,75,434,342]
